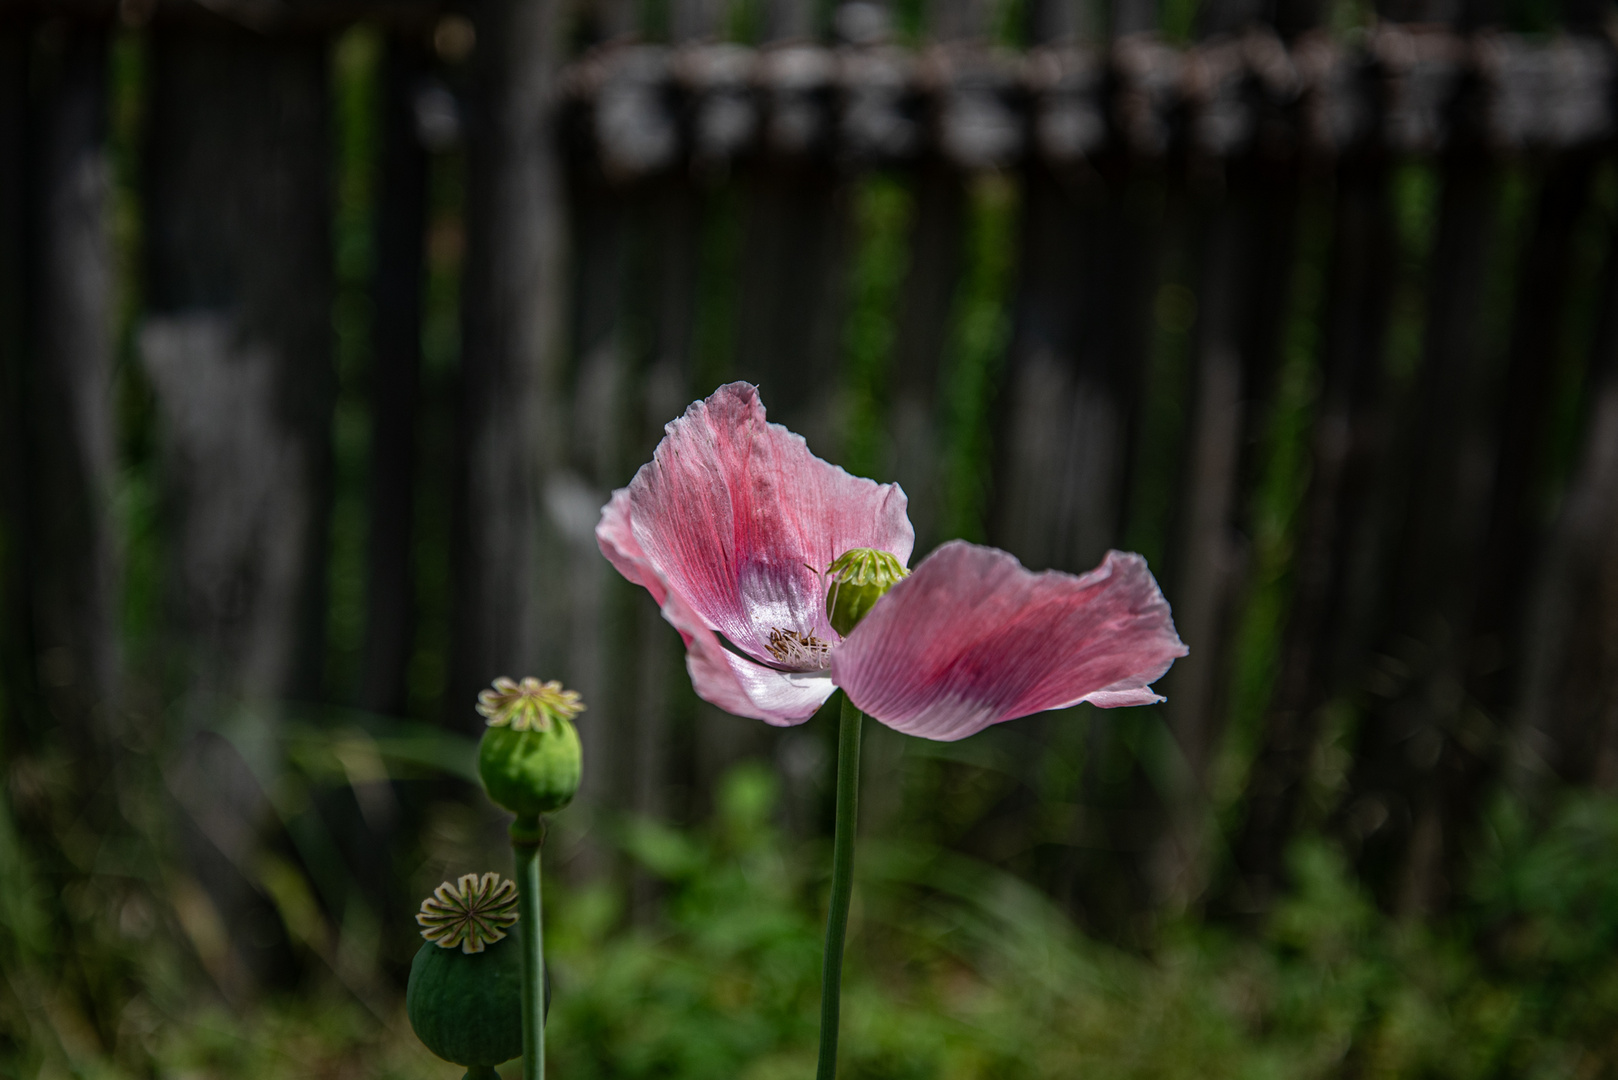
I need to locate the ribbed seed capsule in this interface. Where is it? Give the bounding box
[475,677,584,817]
[825,548,909,637]
[406,873,525,1068]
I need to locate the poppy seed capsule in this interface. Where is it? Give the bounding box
[475,677,584,816]
[826,548,910,637]
[406,936,555,1072]
[406,872,545,1071]
[407,935,524,1068]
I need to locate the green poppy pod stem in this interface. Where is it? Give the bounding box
[511,815,547,1080]
[815,692,864,1080]
[475,677,584,1080]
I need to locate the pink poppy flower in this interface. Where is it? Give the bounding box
[596,383,1186,740]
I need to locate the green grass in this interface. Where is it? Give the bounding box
[9,755,1618,1078]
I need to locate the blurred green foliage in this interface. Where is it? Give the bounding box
[7,752,1618,1077]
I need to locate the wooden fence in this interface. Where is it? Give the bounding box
[4,0,1618,972]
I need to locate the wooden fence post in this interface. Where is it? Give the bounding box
[360,28,434,719]
[1336,0,1510,916]
[452,0,570,726]
[987,0,1162,927]
[612,0,720,836]
[1226,147,1401,916]
[26,18,120,760]
[1516,214,1618,794]
[0,17,32,749]
[732,11,851,456]
[141,15,335,992]
[1149,8,1315,908]
[1437,147,1602,885]
[884,0,983,551]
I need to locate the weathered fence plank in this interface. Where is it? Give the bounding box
[885,0,991,550]
[451,0,570,726]
[0,18,32,748]
[988,0,1160,931]
[141,16,336,991]
[360,29,434,718]
[1517,211,1618,794]
[26,20,120,758]
[1151,25,1315,906]
[1338,22,1510,915]
[1437,146,1604,889]
[142,22,336,708]
[1227,148,1402,915]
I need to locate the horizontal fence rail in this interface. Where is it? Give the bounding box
[566,29,1618,176]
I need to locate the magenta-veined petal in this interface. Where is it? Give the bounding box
[832,541,1187,741]
[661,586,837,726]
[614,383,912,666]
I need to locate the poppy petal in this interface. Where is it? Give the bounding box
[609,382,912,665]
[597,487,667,606]
[661,588,837,726]
[832,542,1186,741]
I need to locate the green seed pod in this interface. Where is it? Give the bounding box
[407,936,524,1068]
[407,872,527,1069]
[475,677,585,817]
[825,548,910,637]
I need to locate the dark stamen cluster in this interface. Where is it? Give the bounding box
[767,628,831,666]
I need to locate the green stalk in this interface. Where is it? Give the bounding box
[815,693,864,1080]
[511,815,546,1080]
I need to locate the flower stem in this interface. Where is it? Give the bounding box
[511,815,547,1080]
[815,693,864,1080]
[463,1069,500,1080]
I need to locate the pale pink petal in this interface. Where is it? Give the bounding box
[597,487,667,607]
[831,542,1187,741]
[615,383,912,666]
[660,586,836,726]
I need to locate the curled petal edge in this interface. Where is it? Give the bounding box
[659,577,835,727]
[597,487,667,607]
[833,542,1186,741]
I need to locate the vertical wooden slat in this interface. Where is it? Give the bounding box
[987,0,1160,930]
[141,16,335,992]
[1517,216,1618,794]
[359,29,432,718]
[732,89,850,453]
[0,18,34,748]
[561,146,628,828]
[764,0,816,39]
[143,22,336,708]
[565,0,717,843]
[703,0,850,801]
[673,0,725,38]
[1432,148,1601,878]
[27,21,120,757]
[1140,7,1311,910]
[1225,149,1401,915]
[884,0,986,549]
[1336,9,1509,915]
[628,179,704,830]
[1111,0,1155,35]
[452,0,570,725]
